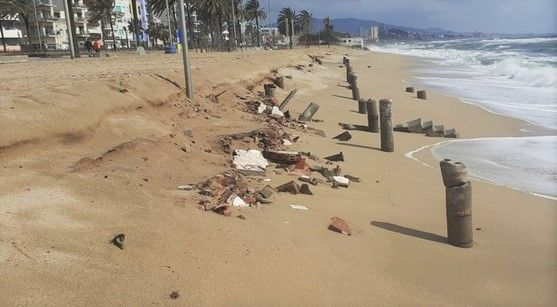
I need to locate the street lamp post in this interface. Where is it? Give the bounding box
[63,0,75,58]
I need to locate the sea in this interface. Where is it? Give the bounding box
[368,37,557,199]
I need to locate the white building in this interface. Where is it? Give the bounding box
[369,26,379,42]
[342,37,364,49]
[0,17,23,51]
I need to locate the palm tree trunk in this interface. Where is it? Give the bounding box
[0,19,6,52]
[109,16,117,51]
[255,16,260,47]
[218,12,224,51]
[131,0,141,46]
[185,0,195,50]
[19,13,32,48]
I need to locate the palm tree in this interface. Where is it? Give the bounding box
[244,0,265,47]
[323,16,333,47]
[0,1,21,52]
[0,0,33,50]
[296,10,312,48]
[85,0,118,50]
[277,7,295,49]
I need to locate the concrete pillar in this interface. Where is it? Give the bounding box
[406,87,414,93]
[264,84,276,97]
[440,159,473,248]
[351,73,360,101]
[379,99,394,152]
[358,98,367,114]
[298,103,320,121]
[366,99,378,132]
[417,90,427,99]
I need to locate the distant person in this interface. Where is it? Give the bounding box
[92,39,101,55]
[85,38,93,57]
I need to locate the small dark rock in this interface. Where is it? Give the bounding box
[170,291,180,299]
[111,233,125,250]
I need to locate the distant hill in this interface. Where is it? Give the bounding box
[311,17,451,35]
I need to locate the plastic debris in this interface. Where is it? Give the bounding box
[289,204,309,210]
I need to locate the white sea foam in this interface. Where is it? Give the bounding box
[430,136,557,199]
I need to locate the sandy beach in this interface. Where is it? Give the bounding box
[0,47,555,306]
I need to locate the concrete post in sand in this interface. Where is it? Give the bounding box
[406,87,414,93]
[366,99,379,132]
[346,64,353,82]
[417,90,427,99]
[274,76,285,89]
[298,103,320,121]
[440,159,473,248]
[264,84,276,97]
[358,98,367,114]
[351,73,360,101]
[379,99,394,152]
[343,57,348,65]
[279,89,297,111]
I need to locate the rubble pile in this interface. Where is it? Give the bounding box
[394,118,459,138]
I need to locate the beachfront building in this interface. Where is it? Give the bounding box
[369,26,379,43]
[0,16,23,51]
[342,37,364,49]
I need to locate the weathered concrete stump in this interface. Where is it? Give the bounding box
[274,76,285,89]
[279,89,297,111]
[379,99,394,152]
[264,84,276,97]
[444,128,459,138]
[366,99,379,132]
[346,64,353,82]
[440,159,473,248]
[358,98,367,114]
[406,87,415,93]
[350,73,360,101]
[298,103,320,121]
[417,90,427,99]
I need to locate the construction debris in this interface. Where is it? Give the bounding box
[263,150,302,164]
[395,118,459,139]
[300,184,313,195]
[276,181,301,194]
[289,204,309,210]
[232,149,269,173]
[329,217,352,236]
[332,176,350,187]
[324,152,344,162]
[332,131,352,142]
[111,234,125,250]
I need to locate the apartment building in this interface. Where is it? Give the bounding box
[0,17,23,51]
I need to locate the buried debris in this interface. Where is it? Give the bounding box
[232,149,269,173]
[206,90,227,103]
[111,233,125,250]
[300,183,313,195]
[276,181,301,195]
[394,118,459,139]
[289,204,309,210]
[213,205,234,216]
[329,217,352,236]
[332,176,350,188]
[263,150,302,164]
[299,175,320,186]
[169,291,180,300]
[332,131,352,142]
[338,122,369,131]
[324,152,344,162]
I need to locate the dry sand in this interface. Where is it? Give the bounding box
[0,48,555,306]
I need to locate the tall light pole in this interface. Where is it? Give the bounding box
[63,0,75,58]
[178,0,193,99]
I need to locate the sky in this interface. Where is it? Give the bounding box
[264,0,557,34]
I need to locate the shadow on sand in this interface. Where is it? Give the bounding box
[336,142,382,151]
[370,221,447,244]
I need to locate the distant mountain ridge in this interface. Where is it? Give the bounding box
[312,17,452,35]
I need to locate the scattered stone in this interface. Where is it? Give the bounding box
[329,217,352,236]
[263,150,302,164]
[170,291,180,299]
[276,181,301,194]
[258,185,275,199]
[299,176,319,186]
[324,152,344,162]
[111,234,125,250]
[444,128,459,138]
[300,184,313,195]
[177,185,194,191]
[213,205,233,216]
[332,131,352,142]
[237,215,246,220]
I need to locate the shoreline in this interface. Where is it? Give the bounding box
[0,47,555,305]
